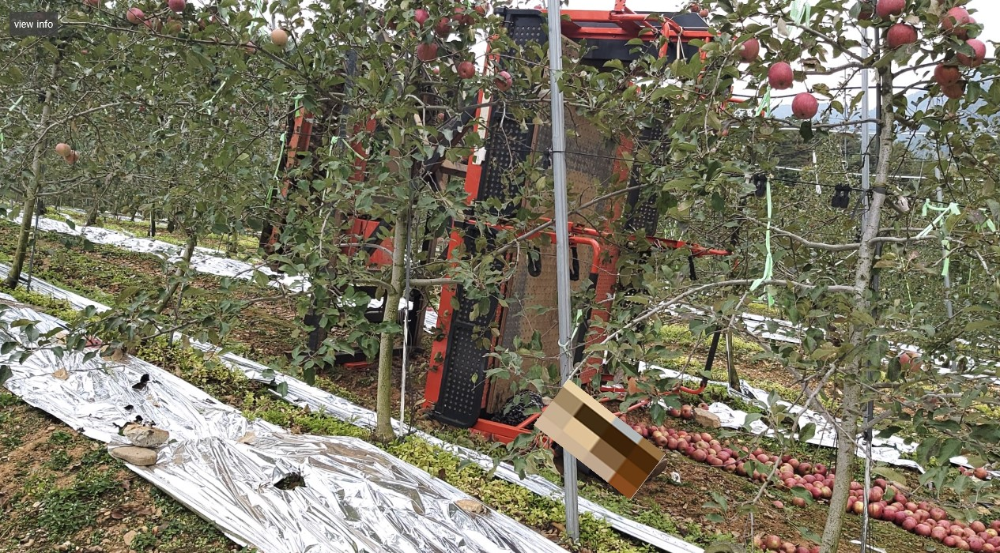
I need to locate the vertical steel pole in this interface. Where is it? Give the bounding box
[936,187,954,319]
[546,0,580,542]
[860,29,871,214]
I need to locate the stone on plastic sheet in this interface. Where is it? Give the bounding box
[693,407,721,429]
[109,446,158,466]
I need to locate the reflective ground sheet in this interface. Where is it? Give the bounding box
[0,298,567,553]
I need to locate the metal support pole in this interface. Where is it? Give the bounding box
[546,0,580,542]
[860,30,871,215]
[936,188,954,319]
[25,208,40,292]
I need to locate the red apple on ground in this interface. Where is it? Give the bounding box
[792,92,818,119]
[958,39,987,68]
[271,28,288,47]
[886,23,917,48]
[875,0,904,18]
[168,0,186,13]
[869,503,884,519]
[126,7,144,24]
[768,62,794,89]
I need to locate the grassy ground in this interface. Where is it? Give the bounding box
[0,218,990,553]
[0,390,252,553]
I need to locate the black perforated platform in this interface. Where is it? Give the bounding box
[476,10,545,217]
[432,227,503,427]
[625,122,668,236]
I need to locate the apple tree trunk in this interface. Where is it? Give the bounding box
[157,232,198,313]
[4,62,58,290]
[818,68,894,553]
[374,204,408,442]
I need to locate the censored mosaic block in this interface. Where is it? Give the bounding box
[536,381,664,498]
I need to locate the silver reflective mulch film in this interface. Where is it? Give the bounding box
[0,264,705,553]
[0,298,568,553]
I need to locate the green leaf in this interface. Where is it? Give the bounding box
[1,342,16,354]
[798,422,816,443]
[872,467,908,485]
[799,121,814,141]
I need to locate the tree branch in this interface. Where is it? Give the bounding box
[744,216,861,252]
[595,278,857,354]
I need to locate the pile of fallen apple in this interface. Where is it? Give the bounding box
[628,403,998,552]
[733,0,985,120]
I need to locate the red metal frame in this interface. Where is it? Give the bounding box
[263,109,379,258]
[421,4,735,443]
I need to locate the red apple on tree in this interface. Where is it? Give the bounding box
[168,0,186,13]
[494,70,513,91]
[875,0,904,19]
[792,93,819,119]
[84,0,101,6]
[126,7,144,24]
[699,8,709,18]
[690,3,700,13]
[434,17,451,37]
[857,0,874,21]
[416,42,438,62]
[55,143,71,158]
[934,64,961,87]
[66,151,79,164]
[768,62,794,89]
[457,60,476,79]
[414,8,430,26]
[886,23,917,48]
[740,38,760,62]
[271,28,289,47]
[958,39,986,68]
[942,7,971,37]
[942,81,965,100]
[165,18,182,35]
